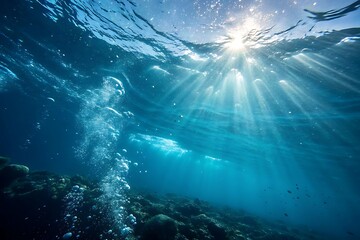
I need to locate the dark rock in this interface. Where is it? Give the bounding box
[0,156,9,169]
[241,216,260,227]
[176,203,202,217]
[142,214,178,240]
[145,203,165,216]
[0,170,112,240]
[207,220,227,240]
[190,214,227,239]
[232,231,246,240]
[259,232,299,240]
[175,212,191,224]
[178,222,197,239]
[134,196,152,207]
[145,193,160,202]
[0,173,65,240]
[191,213,212,227]
[174,233,189,240]
[196,228,213,240]
[0,164,29,188]
[249,229,266,238]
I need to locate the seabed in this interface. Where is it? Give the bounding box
[0,158,325,240]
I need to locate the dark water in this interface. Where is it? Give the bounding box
[1,0,360,239]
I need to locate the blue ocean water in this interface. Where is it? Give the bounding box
[0,0,360,239]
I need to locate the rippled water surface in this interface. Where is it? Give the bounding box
[0,0,360,238]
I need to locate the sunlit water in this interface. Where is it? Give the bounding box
[0,0,360,239]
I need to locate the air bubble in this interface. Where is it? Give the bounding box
[62,232,72,239]
[121,227,133,236]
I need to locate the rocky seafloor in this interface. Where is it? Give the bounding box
[0,158,324,240]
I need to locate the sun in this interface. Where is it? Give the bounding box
[226,31,246,51]
[224,17,260,52]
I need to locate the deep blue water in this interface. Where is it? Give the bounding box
[1,0,360,239]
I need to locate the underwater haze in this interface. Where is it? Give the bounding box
[1,0,360,239]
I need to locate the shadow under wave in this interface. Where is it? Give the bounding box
[305,0,360,21]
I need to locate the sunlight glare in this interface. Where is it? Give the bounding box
[225,17,260,52]
[227,32,246,51]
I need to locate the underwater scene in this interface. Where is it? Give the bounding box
[0,0,360,239]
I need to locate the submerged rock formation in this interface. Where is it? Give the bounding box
[0,161,323,240]
[142,214,178,240]
[0,164,29,188]
[0,156,9,168]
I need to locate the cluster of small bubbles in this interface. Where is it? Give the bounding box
[73,76,135,238]
[62,185,85,239]
[22,138,32,149]
[127,214,137,225]
[96,154,134,238]
[75,76,126,165]
[116,157,130,172]
[119,213,137,237]
[120,226,133,237]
